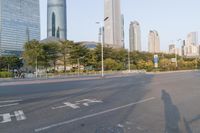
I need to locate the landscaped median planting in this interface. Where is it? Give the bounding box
[0,72,13,78]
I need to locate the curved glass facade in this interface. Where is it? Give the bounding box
[0,0,40,56]
[47,0,67,40]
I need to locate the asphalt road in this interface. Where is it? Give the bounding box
[0,71,199,133]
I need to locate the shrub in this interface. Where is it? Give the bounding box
[0,72,13,78]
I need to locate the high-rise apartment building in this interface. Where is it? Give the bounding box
[148,30,160,53]
[0,0,40,56]
[182,32,199,57]
[187,32,198,45]
[129,21,141,52]
[121,14,125,48]
[47,0,67,40]
[169,44,176,54]
[104,0,122,48]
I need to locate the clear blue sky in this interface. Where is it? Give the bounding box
[40,0,200,51]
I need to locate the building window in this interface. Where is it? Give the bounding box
[52,12,56,37]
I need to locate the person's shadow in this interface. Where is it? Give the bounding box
[162,90,181,133]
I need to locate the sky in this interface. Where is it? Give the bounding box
[40,0,200,52]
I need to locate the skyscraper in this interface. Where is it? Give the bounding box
[169,44,176,54]
[104,0,122,48]
[47,0,67,40]
[121,14,125,48]
[187,32,198,45]
[0,0,40,56]
[182,32,199,57]
[148,30,160,53]
[129,21,141,52]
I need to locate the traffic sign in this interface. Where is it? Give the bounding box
[154,55,159,68]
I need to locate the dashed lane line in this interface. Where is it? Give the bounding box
[0,100,22,104]
[0,103,19,108]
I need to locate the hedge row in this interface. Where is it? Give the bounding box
[0,72,13,78]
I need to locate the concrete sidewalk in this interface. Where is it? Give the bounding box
[0,73,143,87]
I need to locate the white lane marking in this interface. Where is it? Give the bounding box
[0,110,26,124]
[52,99,103,110]
[0,103,19,108]
[0,113,11,123]
[77,99,103,106]
[35,97,156,132]
[14,110,26,121]
[63,102,80,109]
[0,100,22,104]
[52,102,80,110]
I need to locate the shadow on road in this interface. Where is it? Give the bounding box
[162,90,181,133]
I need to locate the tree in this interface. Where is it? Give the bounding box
[41,42,59,71]
[0,56,23,71]
[23,40,43,76]
[137,59,146,70]
[104,58,123,71]
[59,40,73,73]
[69,43,89,65]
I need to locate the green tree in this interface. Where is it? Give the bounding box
[69,43,89,65]
[137,59,146,70]
[0,56,23,71]
[41,42,59,71]
[59,40,73,73]
[104,58,123,71]
[23,40,43,74]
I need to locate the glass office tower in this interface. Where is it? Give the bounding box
[47,0,67,40]
[0,0,40,56]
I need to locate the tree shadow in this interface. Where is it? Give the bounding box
[162,90,181,133]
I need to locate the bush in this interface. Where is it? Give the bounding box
[0,72,13,78]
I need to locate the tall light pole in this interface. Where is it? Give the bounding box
[96,17,109,78]
[128,48,131,73]
[77,58,80,77]
[35,56,38,78]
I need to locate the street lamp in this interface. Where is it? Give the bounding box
[35,56,38,78]
[96,17,109,78]
[128,48,131,73]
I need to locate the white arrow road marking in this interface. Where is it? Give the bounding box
[35,97,156,132]
[64,102,80,109]
[52,102,80,110]
[76,99,103,106]
[0,110,26,124]
[52,99,103,110]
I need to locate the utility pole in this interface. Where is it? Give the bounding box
[96,17,109,78]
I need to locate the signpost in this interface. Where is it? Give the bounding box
[154,55,159,68]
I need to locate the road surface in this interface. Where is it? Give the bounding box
[0,71,199,133]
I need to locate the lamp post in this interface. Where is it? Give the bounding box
[96,17,109,78]
[35,56,38,78]
[128,48,131,73]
